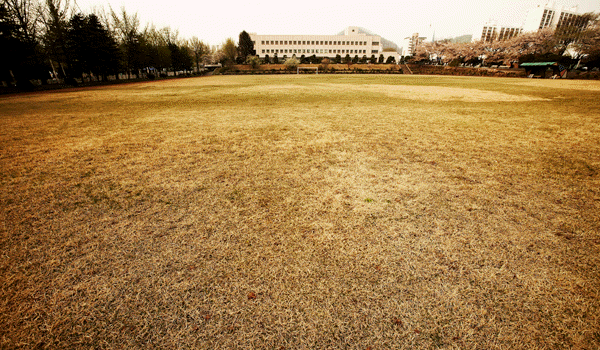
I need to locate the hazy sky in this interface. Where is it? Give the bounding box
[75,0,600,47]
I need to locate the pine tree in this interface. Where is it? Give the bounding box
[238,30,255,62]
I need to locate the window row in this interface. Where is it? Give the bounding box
[260,40,374,46]
[261,49,369,55]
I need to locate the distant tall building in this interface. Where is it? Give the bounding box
[473,22,522,43]
[472,2,589,43]
[401,33,426,57]
[522,2,587,32]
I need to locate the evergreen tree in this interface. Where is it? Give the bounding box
[169,41,193,71]
[237,30,255,62]
[65,13,121,82]
[86,14,120,79]
[65,14,88,79]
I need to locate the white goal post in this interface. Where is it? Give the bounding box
[297,67,319,74]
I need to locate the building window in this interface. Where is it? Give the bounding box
[262,49,265,53]
[261,41,264,45]
[372,50,378,53]
[373,42,379,46]
[293,41,297,45]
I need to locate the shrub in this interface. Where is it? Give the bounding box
[284,57,300,71]
[246,55,261,69]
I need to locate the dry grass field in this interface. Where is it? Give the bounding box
[1,75,599,349]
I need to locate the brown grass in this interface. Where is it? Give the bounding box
[1,75,599,349]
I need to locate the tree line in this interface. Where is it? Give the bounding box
[413,13,600,68]
[1,0,225,88]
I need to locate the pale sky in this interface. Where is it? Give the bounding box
[75,0,600,48]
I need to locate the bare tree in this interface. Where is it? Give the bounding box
[5,0,41,42]
[110,7,144,78]
[143,24,171,71]
[41,0,72,79]
[189,36,209,72]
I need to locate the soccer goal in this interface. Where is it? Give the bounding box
[297,67,318,74]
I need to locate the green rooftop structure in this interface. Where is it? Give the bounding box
[520,62,567,78]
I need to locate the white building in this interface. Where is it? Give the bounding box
[472,22,522,43]
[249,27,400,63]
[523,2,587,32]
[472,2,588,43]
[401,33,426,57]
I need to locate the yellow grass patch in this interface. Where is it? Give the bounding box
[1,75,599,349]
[332,83,550,102]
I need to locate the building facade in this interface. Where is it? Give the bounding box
[249,27,400,63]
[401,33,426,57]
[473,22,522,43]
[472,2,588,43]
[523,2,587,32]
